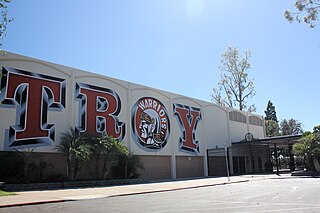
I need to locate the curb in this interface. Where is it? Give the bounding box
[1,179,148,192]
[108,180,249,198]
[0,199,71,208]
[270,176,320,179]
[0,180,249,208]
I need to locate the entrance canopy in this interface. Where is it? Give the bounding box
[232,134,302,147]
[231,133,303,174]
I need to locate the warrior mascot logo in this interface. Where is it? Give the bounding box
[132,97,170,151]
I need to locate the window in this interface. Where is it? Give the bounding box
[249,116,263,126]
[229,111,246,123]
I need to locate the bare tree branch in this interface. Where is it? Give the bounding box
[211,47,256,112]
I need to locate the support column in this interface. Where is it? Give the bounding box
[206,149,210,176]
[225,146,230,182]
[169,97,176,179]
[289,144,295,171]
[249,144,253,173]
[126,84,131,152]
[274,143,279,175]
[226,109,233,175]
[202,106,208,177]
[70,70,76,128]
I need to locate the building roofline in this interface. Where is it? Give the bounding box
[232,134,302,146]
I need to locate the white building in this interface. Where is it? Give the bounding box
[0,52,270,180]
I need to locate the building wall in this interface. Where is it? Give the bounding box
[138,155,171,180]
[202,105,229,150]
[207,156,227,176]
[176,156,204,178]
[0,52,266,180]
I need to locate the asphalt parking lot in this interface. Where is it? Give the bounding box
[2,177,320,213]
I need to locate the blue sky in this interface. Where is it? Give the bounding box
[3,0,320,131]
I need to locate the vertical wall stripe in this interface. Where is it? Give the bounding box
[202,104,208,177]
[169,96,176,179]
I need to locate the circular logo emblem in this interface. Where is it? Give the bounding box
[131,97,170,151]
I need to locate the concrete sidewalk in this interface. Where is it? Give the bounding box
[0,174,291,208]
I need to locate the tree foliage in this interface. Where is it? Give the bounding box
[265,120,280,137]
[55,128,91,181]
[55,130,143,181]
[0,0,11,83]
[284,0,320,28]
[264,101,279,137]
[113,151,144,179]
[293,125,320,171]
[264,100,278,122]
[0,0,12,50]
[280,118,303,135]
[93,135,130,179]
[212,47,256,112]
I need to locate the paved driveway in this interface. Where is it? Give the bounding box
[2,177,320,213]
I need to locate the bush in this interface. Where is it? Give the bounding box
[112,153,144,179]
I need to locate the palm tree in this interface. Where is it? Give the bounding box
[101,136,129,179]
[123,152,144,179]
[55,128,91,181]
[87,134,130,179]
[112,146,144,179]
[91,135,144,179]
[84,134,104,179]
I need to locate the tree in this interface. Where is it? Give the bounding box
[264,100,278,122]
[284,0,320,28]
[100,136,129,179]
[88,134,132,179]
[56,130,143,181]
[0,0,12,89]
[265,120,280,137]
[0,0,12,51]
[84,134,106,179]
[14,147,48,183]
[112,151,144,179]
[280,118,303,135]
[55,128,91,181]
[293,125,320,171]
[264,100,279,137]
[122,152,144,179]
[280,119,290,135]
[212,47,256,112]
